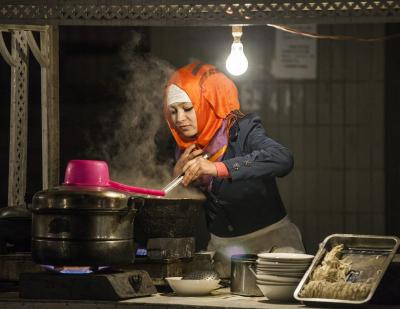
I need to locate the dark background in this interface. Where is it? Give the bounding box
[1,24,400,251]
[384,23,400,238]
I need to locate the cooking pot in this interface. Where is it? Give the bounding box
[231,254,263,296]
[130,195,205,246]
[0,206,31,252]
[31,185,137,266]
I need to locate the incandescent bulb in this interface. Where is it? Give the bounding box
[226,25,248,76]
[226,42,248,76]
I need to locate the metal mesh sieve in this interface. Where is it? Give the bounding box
[182,270,220,280]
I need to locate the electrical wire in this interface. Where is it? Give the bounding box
[267,24,400,42]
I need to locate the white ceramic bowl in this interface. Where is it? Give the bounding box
[256,264,311,271]
[256,268,308,275]
[256,279,299,286]
[165,277,220,296]
[256,261,311,268]
[257,253,314,263]
[257,270,305,277]
[256,273,302,283]
[257,283,297,301]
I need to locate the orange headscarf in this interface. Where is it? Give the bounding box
[164,62,241,150]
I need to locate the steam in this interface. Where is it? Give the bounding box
[86,32,202,197]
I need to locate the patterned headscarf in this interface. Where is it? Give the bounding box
[164,62,241,150]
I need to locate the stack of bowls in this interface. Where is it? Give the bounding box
[255,252,314,302]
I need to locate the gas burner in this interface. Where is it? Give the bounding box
[41,265,110,274]
[146,237,195,260]
[20,270,156,300]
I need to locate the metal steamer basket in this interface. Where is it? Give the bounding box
[31,186,137,266]
[294,234,400,306]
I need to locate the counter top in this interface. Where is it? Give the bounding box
[0,288,398,309]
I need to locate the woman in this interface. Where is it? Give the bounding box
[164,62,305,278]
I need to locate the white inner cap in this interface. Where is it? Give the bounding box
[166,84,191,106]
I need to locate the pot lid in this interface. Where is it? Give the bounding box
[0,206,31,219]
[31,185,130,212]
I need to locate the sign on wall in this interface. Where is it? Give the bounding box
[271,24,317,79]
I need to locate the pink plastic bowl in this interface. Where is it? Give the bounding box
[64,160,110,186]
[63,160,165,197]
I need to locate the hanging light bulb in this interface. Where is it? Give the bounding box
[226,25,248,76]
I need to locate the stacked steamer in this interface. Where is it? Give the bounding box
[255,252,314,302]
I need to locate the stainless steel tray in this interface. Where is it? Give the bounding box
[294,234,400,306]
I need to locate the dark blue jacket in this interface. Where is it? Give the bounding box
[204,113,293,237]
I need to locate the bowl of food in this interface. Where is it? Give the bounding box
[165,277,220,296]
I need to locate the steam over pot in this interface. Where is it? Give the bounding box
[31,186,137,266]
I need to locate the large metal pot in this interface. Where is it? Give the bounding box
[131,196,205,246]
[31,186,136,266]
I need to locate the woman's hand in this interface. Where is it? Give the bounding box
[182,156,217,186]
[173,144,204,177]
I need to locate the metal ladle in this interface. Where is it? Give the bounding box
[162,153,210,195]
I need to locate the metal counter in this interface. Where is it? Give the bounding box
[0,288,399,309]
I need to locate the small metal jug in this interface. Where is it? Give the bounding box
[230,254,263,296]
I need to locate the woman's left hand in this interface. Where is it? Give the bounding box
[182,157,217,186]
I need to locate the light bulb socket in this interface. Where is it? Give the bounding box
[232,25,243,43]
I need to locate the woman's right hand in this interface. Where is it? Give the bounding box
[173,144,203,177]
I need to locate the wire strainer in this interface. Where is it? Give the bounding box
[182,270,220,281]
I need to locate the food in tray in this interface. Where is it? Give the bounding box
[310,244,351,282]
[300,278,371,300]
[299,244,372,300]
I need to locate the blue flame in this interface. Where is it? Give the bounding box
[42,265,108,274]
[136,247,148,257]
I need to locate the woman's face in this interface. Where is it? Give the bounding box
[168,102,198,138]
